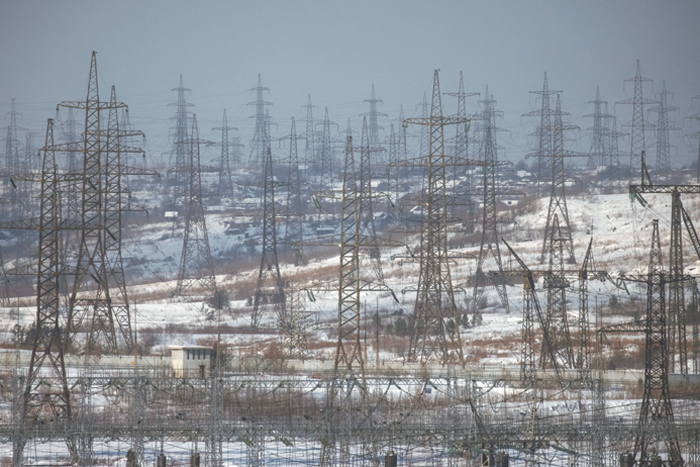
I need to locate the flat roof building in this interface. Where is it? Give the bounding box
[169,345,213,378]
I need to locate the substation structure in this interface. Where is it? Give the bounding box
[3,364,700,467]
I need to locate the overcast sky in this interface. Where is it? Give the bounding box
[1,0,699,166]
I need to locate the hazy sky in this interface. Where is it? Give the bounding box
[1,0,699,166]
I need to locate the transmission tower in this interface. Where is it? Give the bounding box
[540,214,575,369]
[687,95,700,183]
[251,147,285,328]
[3,98,23,220]
[284,117,304,253]
[358,117,385,286]
[585,86,610,169]
[540,94,580,264]
[174,114,217,297]
[361,84,387,165]
[316,107,335,190]
[212,109,238,200]
[471,124,510,320]
[58,53,146,355]
[167,75,193,207]
[302,95,316,168]
[616,60,657,179]
[523,73,560,198]
[445,72,478,202]
[648,80,680,175]
[13,118,74,466]
[247,74,272,169]
[603,220,684,466]
[404,70,466,364]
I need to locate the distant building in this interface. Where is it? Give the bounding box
[169,345,213,378]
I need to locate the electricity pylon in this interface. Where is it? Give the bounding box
[523,73,560,197]
[403,70,466,364]
[361,84,387,166]
[3,98,24,220]
[251,147,285,328]
[167,75,193,207]
[174,114,217,297]
[302,95,316,168]
[540,214,575,369]
[540,94,582,264]
[12,119,75,467]
[601,220,684,466]
[247,74,272,169]
[59,53,140,354]
[585,86,610,169]
[648,80,680,175]
[316,107,336,190]
[616,60,657,179]
[212,109,237,200]
[685,95,700,183]
[284,117,304,252]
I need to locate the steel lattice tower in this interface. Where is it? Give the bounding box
[445,72,478,201]
[648,80,680,174]
[60,54,137,354]
[541,214,575,369]
[247,74,272,169]
[361,84,387,165]
[284,117,304,253]
[617,60,656,178]
[3,98,23,220]
[13,119,74,467]
[541,94,577,264]
[251,147,286,328]
[212,109,238,200]
[405,70,465,364]
[523,73,561,198]
[167,75,193,206]
[634,220,683,465]
[174,114,217,297]
[472,124,509,319]
[686,95,700,183]
[585,86,609,169]
[358,117,385,286]
[302,95,316,168]
[317,107,334,190]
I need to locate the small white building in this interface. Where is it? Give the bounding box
[169,345,213,378]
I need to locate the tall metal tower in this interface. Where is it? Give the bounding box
[212,109,237,200]
[302,95,316,168]
[585,86,609,168]
[247,74,272,169]
[541,94,578,264]
[648,80,679,174]
[251,147,285,328]
[616,60,656,178]
[540,214,575,369]
[471,124,510,318]
[358,117,385,286]
[445,73,478,197]
[361,84,387,165]
[174,114,217,297]
[284,117,304,251]
[317,107,335,189]
[405,70,466,364]
[167,75,193,205]
[687,95,700,183]
[13,119,74,466]
[3,98,23,219]
[523,73,560,197]
[60,54,137,354]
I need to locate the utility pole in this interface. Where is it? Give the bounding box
[174,114,217,298]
